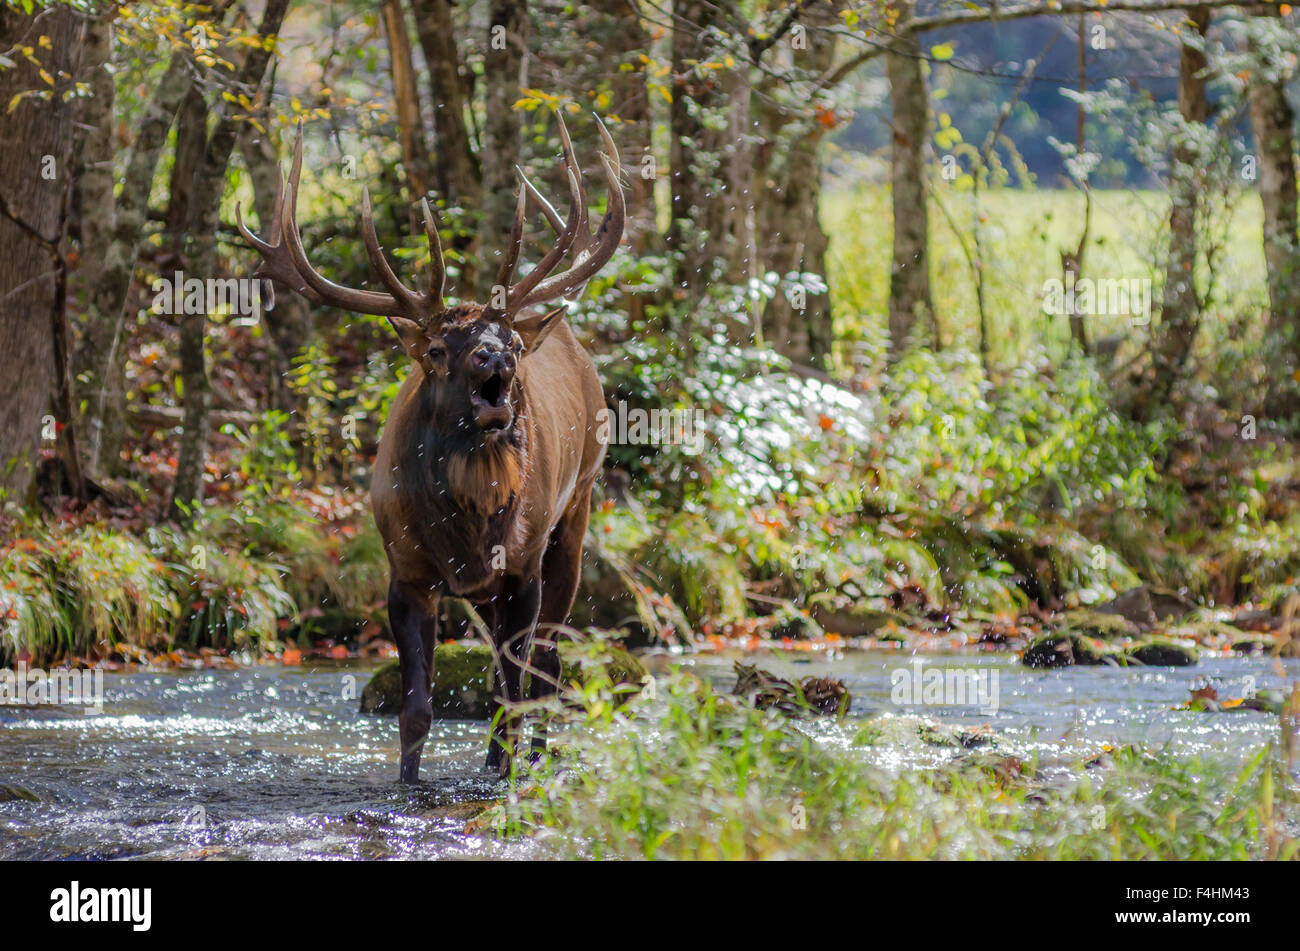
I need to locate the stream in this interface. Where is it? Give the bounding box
[2,650,1296,859]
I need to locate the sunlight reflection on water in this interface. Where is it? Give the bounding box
[1,651,1295,859]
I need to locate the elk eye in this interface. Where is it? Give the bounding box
[426,345,445,362]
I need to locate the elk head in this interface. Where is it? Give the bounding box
[235,113,624,438]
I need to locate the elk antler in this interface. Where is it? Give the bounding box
[235,120,446,328]
[236,113,623,330]
[489,110,625,316]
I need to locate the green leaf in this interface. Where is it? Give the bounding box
[930,43,955,61]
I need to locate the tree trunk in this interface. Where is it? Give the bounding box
[381,0,434,202]
[1151,6,1210,406]
[410,0,481,294]
[1246,6,1300,415]
[239,88,310,413]
[70,4,118,477]
[170,0,292,521]
[755,1,839,369]
[589,0,654,257]
[75,50,196,480]
[886,0,936,356]
[0,4,86,505]
[669,0,754,334]
[410,0,480,208]
[479,0,528,298]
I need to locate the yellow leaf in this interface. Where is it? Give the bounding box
[37,35,52,50]
[38,68,53,86]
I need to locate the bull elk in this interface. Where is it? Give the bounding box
[237,114,623,780]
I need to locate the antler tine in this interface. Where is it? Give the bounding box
[360,187,428,319]
[419,197,446,309]
[514,113,625,310]
[235,143,325,305]
[234,202,273,256]
[276,122,412,318]
[502,160,583,310]
[554,109,590,239]
[492,178,528,296]
[518,171,565,237]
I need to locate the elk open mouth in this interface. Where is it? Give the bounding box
[471,373,512,429]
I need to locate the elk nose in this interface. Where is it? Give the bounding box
[472,347,514,377]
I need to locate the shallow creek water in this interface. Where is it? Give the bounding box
[2,650,1295,859]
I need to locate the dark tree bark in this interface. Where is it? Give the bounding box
[755,0,839,369]
[410,0,481,293]
[595,0,654,258]
[1246,5,1300,414]
[74,50,195,480]
[239,83,311,414]
[0,4,87,505]
[886,0,936,356]
[479,0,528,298]
[170,0,292,521]
[669,0,754,333]
[381,0,435,202]
[410,0,481,210]
[1150,6,1210,409]
[70,4,117,476]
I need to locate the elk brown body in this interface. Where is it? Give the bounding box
[237,112,624,780]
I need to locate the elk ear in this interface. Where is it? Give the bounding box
[514,305,567,353]
[387,315,431,365]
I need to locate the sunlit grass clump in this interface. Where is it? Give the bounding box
[0,499,393,663]
[485,661,1298,860]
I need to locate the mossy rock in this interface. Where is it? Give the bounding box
[936,752,1031,790]
[1056,608,1140,641]
[1242,689,1288,715]
[769,603,824,640]
[1023,632,1116,668]
[1231,635,1277,655]
[360,640,648,718]
[809,592,910,638]
[918,722,995,748]
[1160,620,1247,648]
[360,643,494,717]
[557,639,648,690]
[1093,585,1196,627]
[1125,639,1198,667]
[0,783,40,803]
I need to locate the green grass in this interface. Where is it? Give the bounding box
[0,502,380,664]
[485,662,1299,860]
[823,184,1269,366]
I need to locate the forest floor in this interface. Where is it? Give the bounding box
[2,184,1298,857]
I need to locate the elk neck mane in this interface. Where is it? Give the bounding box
[395,369,531,521]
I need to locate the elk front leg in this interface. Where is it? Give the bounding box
[485,575,540,777]
[388,582,438,784]
[529,496,591,758]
